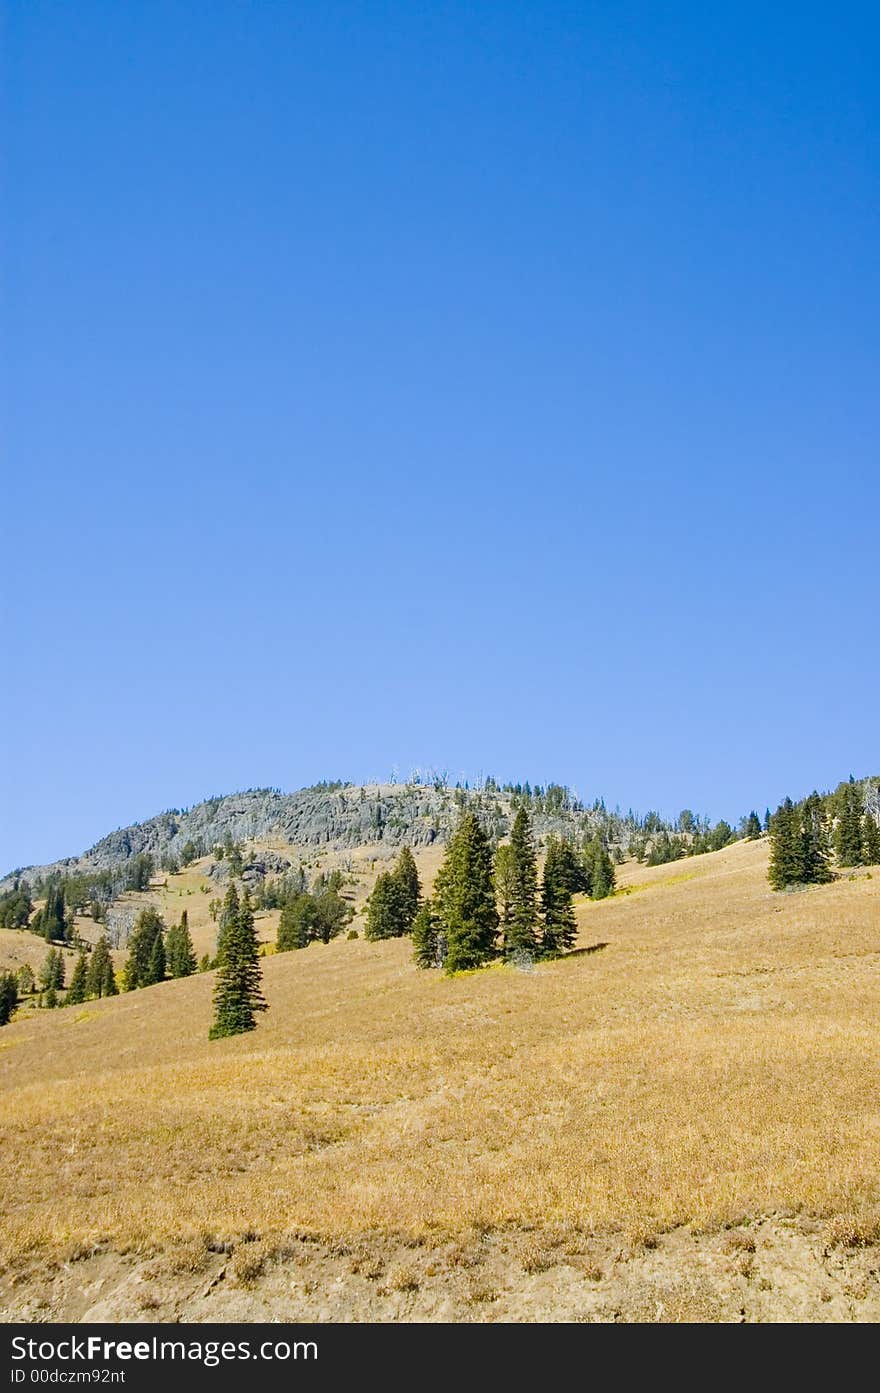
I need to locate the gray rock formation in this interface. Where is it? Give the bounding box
[3,782,611,891]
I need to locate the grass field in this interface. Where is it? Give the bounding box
[2,837,879,1320]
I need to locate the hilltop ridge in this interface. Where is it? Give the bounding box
[2,780,625,890]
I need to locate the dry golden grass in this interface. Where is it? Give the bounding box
[0,927,82,981]
[1,839,879,1268]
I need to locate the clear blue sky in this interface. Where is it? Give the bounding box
[2,2,878,870]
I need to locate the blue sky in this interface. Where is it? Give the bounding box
[2,2,878,870]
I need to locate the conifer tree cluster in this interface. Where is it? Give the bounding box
[276,870,353,951]
[30,937,119,1009]
[416,809,616,973]
[584,836,616,899]
[768,794,834,889]
[0,882,33,929]
[767,778,880,887]
[209,885,267,1039]
[40,947,66,993]
[743,811,762,840]
[365,847,422,940]
[86,937,118,998]
[834,778,866,866]
[123,908,167,989]
[33,883,70,942]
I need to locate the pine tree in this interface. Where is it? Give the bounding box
[862,815,880,865]
[744,811,762,840]
[505,809,538,955]
[86,936,117,998]
[555,838,587,894]
[277,894,317,950]
[835,781,864,866]
[494,844,515,942]
[433,812,498,973]
[800,792,834,885]
[392,846,421,929]
[540,835,582,958]
[124,908,165,989]
[17,963,35,997]
[40,884,68,942]
[40,947,66,992]
[66,951,88,1004]
[146,930,166,985]
[364,872,405,940]
[0,972,18,1026]
[540,837,578,955]
[411,900,440,969]
[763,808,772,833]
[311,886,352,942]
[586,837,615,899]
[39,949,56,993]
[768,798,802,889]
[209,886,267,1039]
[166,910,197,978]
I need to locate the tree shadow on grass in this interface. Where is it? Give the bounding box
[565,942,608,958]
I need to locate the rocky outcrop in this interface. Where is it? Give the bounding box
[3,783,607,890]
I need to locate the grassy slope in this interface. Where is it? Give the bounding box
[2,836,879,1276]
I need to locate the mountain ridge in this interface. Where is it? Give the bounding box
[2,780,615,890]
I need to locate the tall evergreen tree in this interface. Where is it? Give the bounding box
[835,781,864,866]
[585,836,616,899]
[392,846,421,928]
[66,951,89,1004]
[800,792,834,885]
[494,843,515,942]
[86,936,117,997]
[411,899,440,969]
[364,871,405,940]
[40,884,68,942]
[166,910,197,978]
[40,947,65,992]
[146,930,166,985]
[763,807,772,833]
[744,811,762,840]
[312,886,351,942]
[216,890,239,961]
[505,808,538,955]
[433,812,498,973]
[862,815,880,866]
[124,908,165,989]
[768,797,801,888]
[277,894,316,951]
[0,972,18,1026]
[209,886,267,1039]
[540,838,578,955]
[555,838,588,894]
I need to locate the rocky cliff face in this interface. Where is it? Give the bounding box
[3,783,605,889]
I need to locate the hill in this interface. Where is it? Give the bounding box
[2,781,616,891]
[1,836,879,1321]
